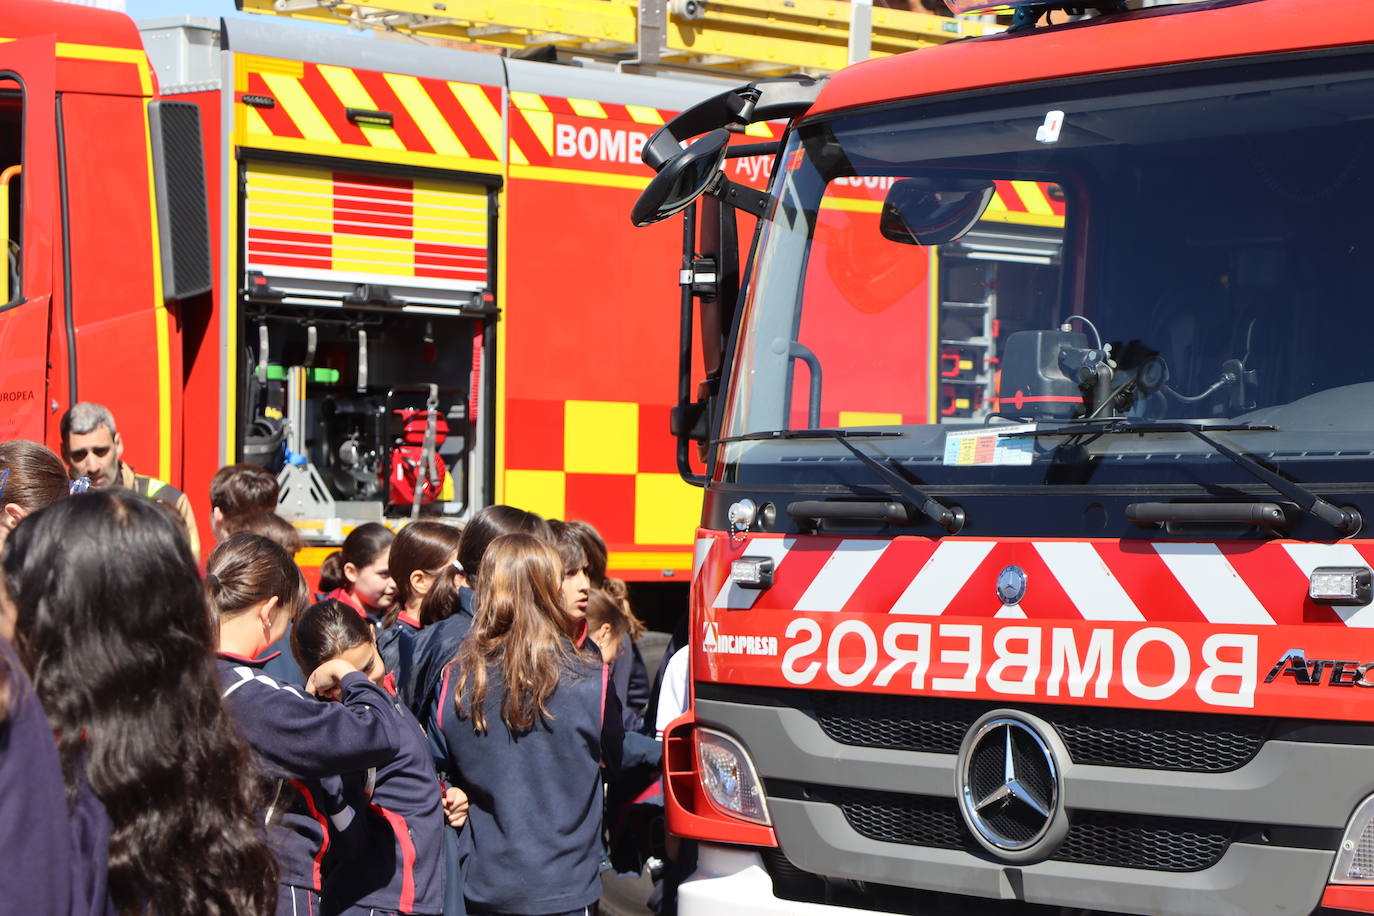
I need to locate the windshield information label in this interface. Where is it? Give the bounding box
[943,426,1036,466]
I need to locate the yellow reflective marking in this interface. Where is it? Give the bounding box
[141,105,172,479]
[634,474,699,546]
[510,164,647,190]
[331,234,416,276]
[1010,180,1054,216]
[508,139,530,166]
[509,91,548,111]
[981,209,1064,229]
[818,196,882,214]
[244,106,272,139]
[235,133,503,175]
[413,181,488,246]
[743,121,773,138]
[608,550,693,572]
[54,41,152,94]
[295,547,335,567]
[384,73,468,157]
[565,400,638,474]
[261,72,338,143]
[568,97,607,119]
[447,82,506,163]
[504,469,566,521]
[520,108,555,156]
[838,411,902,426]
[625,105,665,125]
[246,164,334,234]
[317,65,405,151]
[240,54,304,78]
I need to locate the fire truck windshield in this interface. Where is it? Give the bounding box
[718,53,1374,493]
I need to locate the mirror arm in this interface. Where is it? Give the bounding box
[709,177,770,219]
[725,141,781,160]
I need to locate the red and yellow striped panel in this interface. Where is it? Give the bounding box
[234,54,504,175]
[985,179,1066,228]
[245,161,489,289]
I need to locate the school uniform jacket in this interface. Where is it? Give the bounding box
[377,613,420,713]
[217,652,402,892]
[325,673,446,915]
[0,641,109,916]
[431,638,622,916]
[405,586,475,719]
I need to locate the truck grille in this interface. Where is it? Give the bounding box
[830,788,1232,872]
[807,692,1270,772]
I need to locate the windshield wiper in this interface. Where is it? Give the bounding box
[1001,420,1361,534]
[718,428,965,532]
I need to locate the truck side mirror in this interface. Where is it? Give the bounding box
[631,129,731,227]
[879,177,995,246]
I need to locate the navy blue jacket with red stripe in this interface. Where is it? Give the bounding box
[217,653,402,892]
[431,637,622,915]
[403,587,476,719]
[325,673,446,915]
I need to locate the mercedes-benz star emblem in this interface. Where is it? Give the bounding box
[996,565,1027,606]
[956,714,1063,861]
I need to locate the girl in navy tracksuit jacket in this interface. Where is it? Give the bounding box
[210,533,405,916]
[431,532,621,916]
[377,521,463,709]
[293,598,453,916]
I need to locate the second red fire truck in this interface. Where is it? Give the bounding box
[634,0,1374,913]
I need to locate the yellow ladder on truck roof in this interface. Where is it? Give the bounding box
[239,0,1002,76]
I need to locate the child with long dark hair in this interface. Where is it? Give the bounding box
[293,599,454,915]
[4,490,278,915]
[432,533,620,916]
[209,532,404,916]
[407,506,550,719]
[379,522,463,706]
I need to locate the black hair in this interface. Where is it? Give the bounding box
[318,522,394,593]
[2,489,277,914]
[457,505,551,589]
[292,598,376,676]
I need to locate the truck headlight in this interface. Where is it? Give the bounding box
[1332,794,1374,883]
[696,727,771,826]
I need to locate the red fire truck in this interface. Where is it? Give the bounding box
[0,0,779,590]
[634,0,1374,913]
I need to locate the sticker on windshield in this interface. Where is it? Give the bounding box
[943,425,1036,466]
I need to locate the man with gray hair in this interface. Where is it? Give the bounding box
[60,402,201,560]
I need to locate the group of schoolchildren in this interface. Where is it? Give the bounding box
[0,439,682,916]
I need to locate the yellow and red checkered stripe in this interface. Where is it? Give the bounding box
[245,161,490,288]
[235,54,505,174]
[502,398,701,576]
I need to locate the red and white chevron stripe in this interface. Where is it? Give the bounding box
[690,533,1374,719]
[693,534,1374,628]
